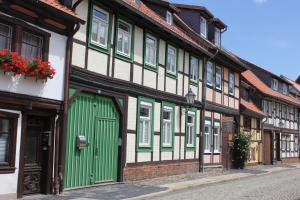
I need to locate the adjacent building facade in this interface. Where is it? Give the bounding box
[0,0,82,199]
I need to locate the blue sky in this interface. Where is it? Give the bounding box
[171,0,300,80]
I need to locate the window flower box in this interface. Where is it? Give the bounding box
[0,49,55,82]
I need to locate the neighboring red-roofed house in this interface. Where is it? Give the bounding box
[0,0,84,198]
[240,62,300,165]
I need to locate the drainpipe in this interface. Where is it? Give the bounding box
[58,22,80,193]
[200,49,219,173]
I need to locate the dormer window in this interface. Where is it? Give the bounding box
[215,28,221,47]
[200,16,207,38]
[166,11,173,25]
[272,79,278,91]
[283,84,288,95]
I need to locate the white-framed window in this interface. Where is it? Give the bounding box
[166,11,173,25]
[206,61,213,86]
[162,106,173,147]
[204,120,211,152]
[200,16,207,38]
[283,84,288,95]
[145,34,157,67]
[190,56,199,83]
[0,23,12,50]
[263,100,268,114]
[139,102,152,147]
[268,101,273,117]
[166,45,177,75]
[214,122,221,152]
[281,135,286,151]
[215,65,222,90]
[215,28,221,46]
[229,72,235,96]
[117,20,132,57]
[186,112,195,147]
[272,79,278,91]
[91,5,109,48]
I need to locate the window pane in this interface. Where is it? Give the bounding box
[140,107,150,117]
[190,57,199,81]
[0,119,10,163]
[0,23,12,50]
[91,7,108,47]
[163,111,171,120]
[21,31,43,61]
[207,62,213,85]
[146,35,156,66]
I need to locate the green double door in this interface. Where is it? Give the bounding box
[64,92,119,189]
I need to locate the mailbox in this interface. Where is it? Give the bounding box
[76,135,88,150]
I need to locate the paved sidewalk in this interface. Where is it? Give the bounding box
[23,164,300,200]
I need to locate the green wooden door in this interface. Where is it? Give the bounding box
[64,92,119,189]
[93,118,119,183]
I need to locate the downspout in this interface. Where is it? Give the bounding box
[58,22,80,193]
[200,49,219,173]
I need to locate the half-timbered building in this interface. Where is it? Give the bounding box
[63,0,246,190]
[0,0,83,199]
[241,62,300,165]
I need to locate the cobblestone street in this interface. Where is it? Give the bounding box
[142,167,300,200]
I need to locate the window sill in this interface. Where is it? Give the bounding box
[137,145,153,152]
[186,146,195,151]
[0,166,16,174]
[115,53,133,63]
[144,64,158,72]
[190,80,199,87]
[166,72,177,79]
[161,146,174,152]
[88,42,110,55]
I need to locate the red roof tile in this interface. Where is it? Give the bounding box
[241,98,266,117]
[242,70,300,107]
[39,0,80,20]
[120,0,211,56]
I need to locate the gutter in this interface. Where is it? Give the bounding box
[200,49,219,173]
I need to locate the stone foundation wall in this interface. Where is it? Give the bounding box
[281,158,300,164]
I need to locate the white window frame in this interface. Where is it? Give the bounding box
[215,65,222,90]
[139,102,152,147]
[200,16,207,38]
[186,111,196,148]
[166,11,173,25]
[229,72,235,96]
[204,120,211,153]
[162,106,173,147]
[272,79,278,91]
[206,61,213,86]
[166,45,177,75]
[91,5,110,49]
[213,122,221,152]
[190,56,199,83]
[145,34,157,68]
[215,28,221,46]
[116,19,132,58]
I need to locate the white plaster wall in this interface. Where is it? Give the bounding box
[154,102,161,132]
[180,136,185,158]
[0,31,67,101]
[134,26,143,64]
[87,49,108,75]
[174,106,180,133]
[198,82,202,101]
[126,134,136,163]
[153,135,160,161]
[174,136,180,160]
[72,42,86,68]
[178,49,184,72]
[184,76,189,97]
[73,0,88,42]
[184,52,189,74]
[127,97,137,130]
[159,40,166,66]
[196,137,199,158]
[133,65,143,84]
[0,109,22,197]
[143,69,156,89]
[137,152,151,162]
[186,151,194,159]
[157,66,165,91]
[165,77,176,94]
[161,152,172,160]
[177,74,183,96]
[114,58,131,81]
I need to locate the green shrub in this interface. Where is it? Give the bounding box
[232,132,251,169]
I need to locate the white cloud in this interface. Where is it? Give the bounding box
[254,0,268,4]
